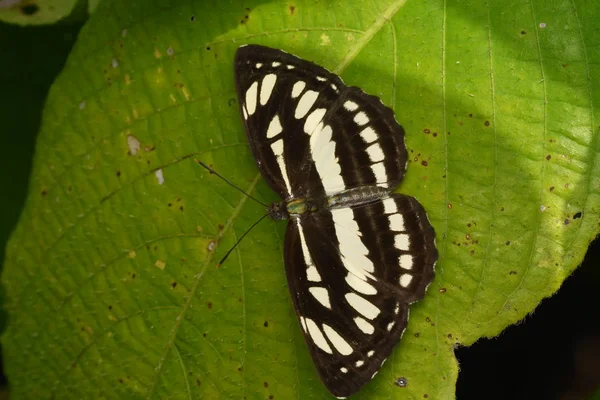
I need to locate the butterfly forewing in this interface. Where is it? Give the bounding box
[284,194,436,398]
[235,45,344,200]
[235,45,408,200]
[233,44,437,398]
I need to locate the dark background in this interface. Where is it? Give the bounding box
[1,21,598,400]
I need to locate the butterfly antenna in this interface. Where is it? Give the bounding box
[217,212,270,267]
[195,159,268,207]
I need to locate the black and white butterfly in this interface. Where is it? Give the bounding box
[232,44,437,398]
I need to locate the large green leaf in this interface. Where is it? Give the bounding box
[2,0,599,399]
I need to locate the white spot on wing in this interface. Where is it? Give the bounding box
[354,316,375,335]
[260,74,277,105]
[323,324,353,355]
[366,143,385,162]
[291,81,306,98]
[305,318,332,354]
[272,61,281,67]
[270,139,293,194]
[297,221,320,282]
[266,114,283,138]
[330,83,338,92]
[345,292,380,320]
[309,124,345,195]
[345,273,377,295]
[399,254,413,270]
[255,63,263,68]
[383,198,398,214]
[286,64,295,70]
[304,108,327,135]
[295,90,319,119]
[359,127,377,143]
[367,350,375,357]
[307,265,321,282]
[355,360,364,367]
[340,367,348,373]
[300,316,308,333]
[316,76,327,82]
[309,287,331,309]
[354,111,369,125]
[387,321,395,331]
[332,208,375,277]
[389,214,406,231]
[371,163,387,184]
[245,81,258,115]
[399,273,413,288]
[344,101,359,111]
[395,234,410,251]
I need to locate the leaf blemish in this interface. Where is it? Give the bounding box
[155,169,165,185]
[395,377,408,387]
[573,211,582,219]
[207,302,213,309]
[127,135,141,155]
[289,5,296,14]
[190,15,195,22]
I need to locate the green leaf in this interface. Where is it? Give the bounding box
[2,0,599,399]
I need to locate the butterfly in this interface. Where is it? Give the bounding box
[232,44,437,398]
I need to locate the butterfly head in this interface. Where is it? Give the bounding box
[267,201,289,221]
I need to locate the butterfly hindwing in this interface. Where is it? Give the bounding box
[284,194,436,398]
